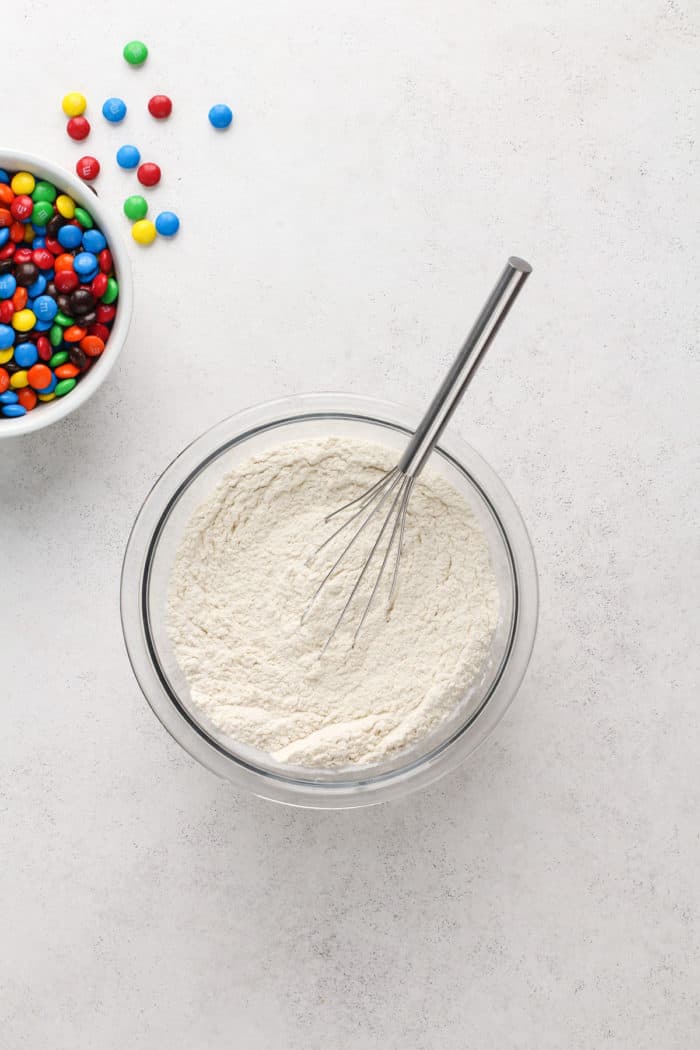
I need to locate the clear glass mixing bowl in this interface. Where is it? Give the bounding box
[120,393,538,809]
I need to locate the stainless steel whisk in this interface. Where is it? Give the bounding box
[304,256,532,651]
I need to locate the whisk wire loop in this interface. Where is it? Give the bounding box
[303,257,532,651]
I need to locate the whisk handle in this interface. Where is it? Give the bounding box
[398,256,532,478]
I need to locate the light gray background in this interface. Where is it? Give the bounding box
[1,1,698,1046]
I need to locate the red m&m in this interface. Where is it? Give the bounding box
[137,162,161,187]
[148,95,172,119]
[76,156,100,181]
[67,116,91,141]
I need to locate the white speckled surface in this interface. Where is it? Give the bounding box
[1,1,699,1045]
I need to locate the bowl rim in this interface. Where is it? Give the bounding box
[0,148,133,438]
[121,392,539,809]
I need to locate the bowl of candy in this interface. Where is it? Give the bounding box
[0,148,132,437]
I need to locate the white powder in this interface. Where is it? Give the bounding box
[166,436,499,769]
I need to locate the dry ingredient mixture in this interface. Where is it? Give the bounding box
[167,436,499,768]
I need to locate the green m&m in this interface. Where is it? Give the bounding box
[123,40,148,66]
[54,378,77,397]
[123,195,148,221]
[31,200,54,226]
[32,181,58,204]
[74,206,93,229]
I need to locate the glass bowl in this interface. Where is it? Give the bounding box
[121,393,538,809]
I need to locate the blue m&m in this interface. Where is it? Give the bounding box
[155,211,180,236]
[73,252,98,276]
[83,229,107,253]
[14,343,38,368]
[208,104,232,129]
[58,224,83,250]
[0,274,17,299]
[102,97,127,123]
[33,295,59,322]
[116,144,141,169]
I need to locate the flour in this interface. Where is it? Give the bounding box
[166,436,499,768]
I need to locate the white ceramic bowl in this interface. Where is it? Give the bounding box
[0,149,133,438]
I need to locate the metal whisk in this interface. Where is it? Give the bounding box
[305,256,532,651]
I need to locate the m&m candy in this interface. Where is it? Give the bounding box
[11,172,35,195]
[32,181,57,203]
[102,97,127,123]
[123,40,148,66]
[58,225,83,250]
[56,195,75,218]
[13,309,36,332]
[76,156,101,181]
[32,201,54,226]
[148,95,172,119]
[137,162,161,187]
[155,211,179,236]
[131,219,157,245]
[62,92,87,117]
[11,195,33,221]
[116,144,141,169]
[83,229,107,253]
[123,195,148,220]
[67,116,91,141]
[208,104,233,129]
[0,168,119,421]
[0,274,16,298]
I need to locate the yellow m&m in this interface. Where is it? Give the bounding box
[62,92,87,117]
[131,219,157,245]
[10,171,35,195]
[12,310,37,333]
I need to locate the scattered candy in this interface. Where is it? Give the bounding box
[208,104,233,129]
[137,162,161,187]
[67,116,91,141]
[62,92,87,117]
[0,169,119,421]
[76,156,101,181]
[155,211,179,236]
[123,195,148,220]
[102,97,127,123]
[123,40,148,66]
[148,95,172,119]
[131,219,157,245]
[116,144,141,169]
